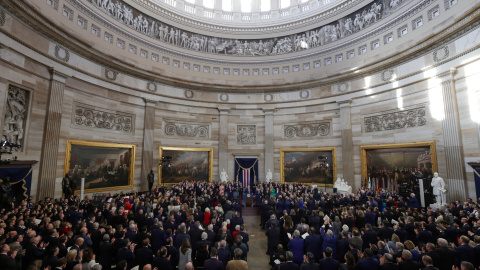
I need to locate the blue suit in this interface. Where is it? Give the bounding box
[288,237,305,265]
[320,227,337,258]
[356,257,380,270]
[408,197,420,209]
[117,247,136,270]
[455,244,475,267]
[204,258,225,270]
[319,258,340,270]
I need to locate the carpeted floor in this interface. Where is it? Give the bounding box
[242,207,271,270]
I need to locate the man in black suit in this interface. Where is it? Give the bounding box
[300,252,320,270]
[98,234,115,270]
[319,247,340,270]
[174,225,191,251]
[0,244,17,270]
[24,236,46,268]
[380,253,398,270]
[189,221,204,250]
[135,238,153,270]
[117,239,136,270]
[421,255,438,270]
[420,243,440,269]
[266,220,281,257]
[435,238,456,270]
[217,240,230,268]
[336,231,350,264]
[454,236,475,268]
[230,212,243,233]
[204,248,224,270]
[362,224,378,250]
[237,225,249,244]
[378,221,394,242]
[153,247,173,270]
[397,250,420,270]
[473,235,480,269]
[280,251,300,270]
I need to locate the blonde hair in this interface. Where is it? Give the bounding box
[66,249,78,262]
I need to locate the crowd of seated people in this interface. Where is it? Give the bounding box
[0,180,478,270]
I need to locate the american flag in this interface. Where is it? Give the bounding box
[242,169,250,189]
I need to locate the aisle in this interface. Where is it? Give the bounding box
[242,207,271,270]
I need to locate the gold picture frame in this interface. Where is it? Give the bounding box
[361,141,438,182]
[280,147,337,186]
[158,147,213,185]
[64,140,135,194]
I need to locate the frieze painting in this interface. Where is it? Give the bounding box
[361,142,438,192]
[159,147,213,184]
[281,148,336,185]
[86,0,411,56]
[64,140,135,193]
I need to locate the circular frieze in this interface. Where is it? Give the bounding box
[147,82,157,92]
[338,82,348,92]
[433,46,450,62]
[184,90,194,98]
[264,94,273,102]
[381,69,395,81]
[220,93,229,102]
[164,123,176,136]
[299,90,310,99]
[197,126,208,138]
[104,69,117,81]
[54,44,70,62]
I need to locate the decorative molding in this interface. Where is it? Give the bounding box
[47,0,59,10]
[146,82,157,92]
[62,5,74,21]
[364,106,427,133]
[299,90,310,99]
[54,44,70,62]
[220,93,229,102]
[284,122,330,138]
[73,103,133,134]
[184,90,194,98]
[237,125,256,145]
[164,122,209,138]
[337,82,349,92]
[427,5,440,21]
[444,0,458,11]
[0,8,5,27]
[264,94,273,102]
[381,69,395,81]
[433,46,450,62]
[104,68,117,81]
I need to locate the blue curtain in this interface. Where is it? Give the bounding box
[474,168,480,199]
[0,167,33,199]
[234,158,258,189]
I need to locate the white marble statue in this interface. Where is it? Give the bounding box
[266,169,272,182]
[220,169,228,182]
[334,178,352,194]
[431,172,446,205]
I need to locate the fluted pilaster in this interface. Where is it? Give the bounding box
[264,108,275,182]
[37,68,68,200]
[338,99,355,189]
[140,99,157,191]
[440,68,467,202]
[218,108,229,177]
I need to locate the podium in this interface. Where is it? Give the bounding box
[244,193,253,207]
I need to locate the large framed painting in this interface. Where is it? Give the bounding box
[159,147,213,184]
[64,140,135,194]
[361,141,438,186]
[280,148,336,185]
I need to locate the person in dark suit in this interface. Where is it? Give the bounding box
[98,234,115,270]
[288,230,305,266]
[230,212,244,233]
[300,252,320,270]
[117,239,136,270]
[397,250,420,270]
[435,238,456,270]
[378,221,394,242]
[319,247,340,270]
[135,238,153,270]
[153,247,173,270]
[204,248,224,270]
[454,236,475,268]
[41,246,59,270]
[189,221,204,250]
[419,243,440,269]
[380,253,398,270]
[473,235,480,270]
[362,224,378,251]
[217,240,230,268]
[336,231,350,264]
[304,229,322,263]
[151,223,165,254]
[24,236,46,268]
[421,255,438,270]
[0,244,18,270]
[281,251,300,270]
[356,248,379,270]
[267,220,281,256]
[237,226,249,245]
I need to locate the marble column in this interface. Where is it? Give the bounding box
[140,99,157,191]
[37,68,68,200]
[218,108,229,179]
[264,109,275,182]
[338,100,355,189]
[440,68,467,202]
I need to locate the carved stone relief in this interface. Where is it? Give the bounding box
[299,90,310,99]
[46,0,59,10]
[87,0,411,57]
[54,44,70,62]
[220,93,229,102]
[284,122,330,138]
[164,122,209,138]
[146,82,157,92]
[433,46,449,62]
[184,90,194,98]
[1,86,29,150]
[381,69,395,81]
[104,68,117,81]
[364,106,426,132]
[74,103,133,133]
[237,125,256,145]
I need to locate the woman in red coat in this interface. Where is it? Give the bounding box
[203,207,211,226]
